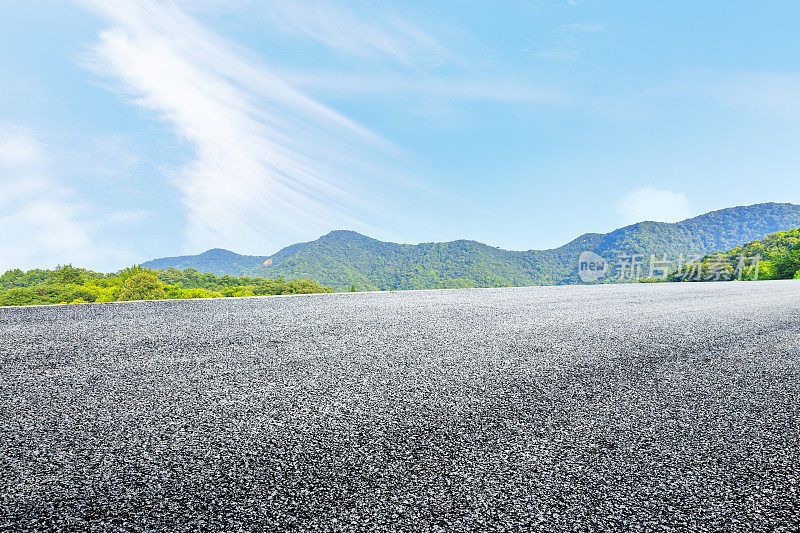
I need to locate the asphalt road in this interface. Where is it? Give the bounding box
[2,281,799,531]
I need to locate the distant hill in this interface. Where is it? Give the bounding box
[142,248,269,276]
[142,202,800,290]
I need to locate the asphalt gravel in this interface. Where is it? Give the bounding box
[1,281,800,531]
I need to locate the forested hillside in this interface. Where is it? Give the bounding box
[251,203,800,289]
[140,202,800,291]
[668,228,800,282]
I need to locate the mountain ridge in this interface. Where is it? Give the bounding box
[141,202,800,290]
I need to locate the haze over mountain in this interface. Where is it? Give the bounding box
[142,203,800,291]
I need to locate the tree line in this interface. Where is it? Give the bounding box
[0,265,332,306]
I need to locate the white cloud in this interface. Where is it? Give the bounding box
[0,124,148,271]
[80,0,421,255]
[614,186,691,224]
[0,126,92,271]
[170,0,453,68]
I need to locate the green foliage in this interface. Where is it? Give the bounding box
[758,260,778,280]
[349,283,357,292]
[728,228,800,261]
[119,265,153,281]
[231,288,255,298]
[117,272,167,301]
[52,264,86,285]
[0,265,332,307]
[668,229,800,283]
[773,250,800,280]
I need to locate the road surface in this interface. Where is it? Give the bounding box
[2,281,799,530]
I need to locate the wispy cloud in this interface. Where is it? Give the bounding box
[279,71,572,104]
[251,0,454,68]
[80,0,421,254]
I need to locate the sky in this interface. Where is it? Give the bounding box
[1,0,799,271]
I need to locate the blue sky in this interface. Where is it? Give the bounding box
[1,0,799,271]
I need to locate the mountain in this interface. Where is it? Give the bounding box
[142,202,800,291]
[142,248,269,276]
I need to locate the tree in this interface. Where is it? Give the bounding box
[773,250,800,280]
[52,264,85,285]
[349,283,357,292]
[0,269,25,289]
[117,272,167,301]
[119,265,153,281]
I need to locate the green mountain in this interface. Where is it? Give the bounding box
[141,202,800,291]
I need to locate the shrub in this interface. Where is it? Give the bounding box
[0,288,33,306]
[181,288,213,299]
[91,285,119,303]
[117,272,166,301]
[756,260,777,280]
[231,289,255,298]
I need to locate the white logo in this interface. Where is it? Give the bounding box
[578,251,608,282]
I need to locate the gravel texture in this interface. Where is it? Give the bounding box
[1,281,799,531]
